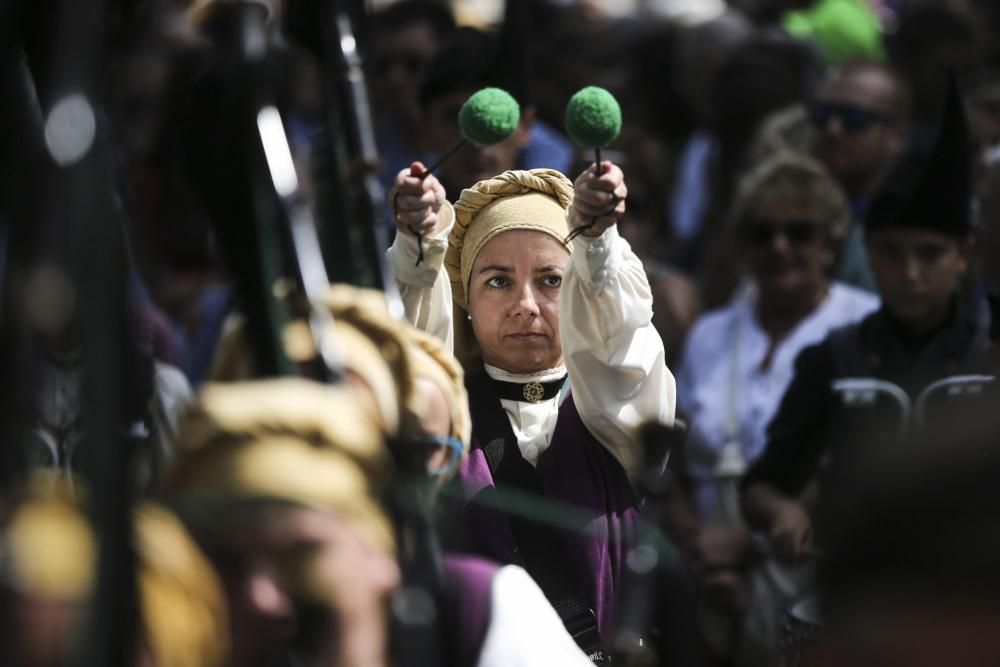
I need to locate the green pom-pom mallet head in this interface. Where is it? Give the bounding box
[409,88,520,268]
[565,86,622,174]
[459,87,521,147]
[420,87,521,179]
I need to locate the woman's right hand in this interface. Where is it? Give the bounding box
[769,500,813,563]
[389,161,447,238]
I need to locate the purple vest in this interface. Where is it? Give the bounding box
[457,375,640,643]
[443,554,498,667]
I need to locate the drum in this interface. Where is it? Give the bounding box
[778,594,824,667]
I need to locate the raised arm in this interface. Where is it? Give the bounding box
[560,162,676,480]
[386,162,455,351]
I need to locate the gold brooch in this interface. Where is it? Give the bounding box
[522,382,545,402]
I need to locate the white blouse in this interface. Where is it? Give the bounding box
[676,282,879,519]
[389,204,676,480]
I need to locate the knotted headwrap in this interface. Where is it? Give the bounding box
[2,475,95,600]
[136,503,229,667]
[447,169,574,310]
[209,285,412,440]
[166,379,394,554]
[402,326,472,465]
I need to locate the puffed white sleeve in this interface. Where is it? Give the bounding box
[476,565,594,667]
[560,225,677,480]
[387,202,456,353]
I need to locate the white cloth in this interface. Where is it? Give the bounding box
[483,364,566,465]
[476,565,594,667]
[677,282,878,519]
[390,209,675,480]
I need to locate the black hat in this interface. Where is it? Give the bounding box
[864,73,972,237]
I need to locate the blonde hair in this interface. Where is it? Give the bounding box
[728,150,852,243]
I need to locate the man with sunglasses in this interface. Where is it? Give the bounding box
[743,77,994,566]
[810,60,911,292]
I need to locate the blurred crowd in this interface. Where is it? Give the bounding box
[2,0,1000,665]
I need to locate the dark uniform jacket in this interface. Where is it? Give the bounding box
[743,301,994,526]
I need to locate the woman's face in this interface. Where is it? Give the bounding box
[741,193,833,301]
[467,230,569,374]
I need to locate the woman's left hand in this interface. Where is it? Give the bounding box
[569,161,627,238]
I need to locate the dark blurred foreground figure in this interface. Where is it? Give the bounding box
[165,380,399,667]
[1,163,191,493]
[0,475,228,667]
[166,361,593,666]
[815,406,1000,667]
[743,74,994,562]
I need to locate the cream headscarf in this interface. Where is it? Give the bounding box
[166,379,394,554]
[136,503,229,667]
[447,169,574,311]
[400,326,472,463]
[208,285,413,440]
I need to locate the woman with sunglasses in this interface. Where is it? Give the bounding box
[669,151,877,663]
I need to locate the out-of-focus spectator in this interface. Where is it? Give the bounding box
[3,163,192,493]
[417,28,530,198]
[670,151,876,664]
[742,76,992,567]
[694,35,823,306]
[809,60,911,292]
[416,26,573,201]
[666,12,752,256]
[811,61,910,208]
[369,1,456,199]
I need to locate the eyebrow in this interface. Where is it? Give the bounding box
[478,264,512,274]
[477,264,564,274]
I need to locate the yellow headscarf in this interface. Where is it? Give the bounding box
[319,285,417,439]
[166,379,394,554]
[208,285,412,440]
[136,503,229,667]
[2,475,95,601]
[401,326,472,464]
[2,478,229,667]
[447,169,574,311]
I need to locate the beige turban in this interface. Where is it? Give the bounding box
[3,475,95,600]
[136,503,229,667]
[3,479,229,667]
[166,379,394,554]
[447,169,574,310]
[319,285,417,439]
[208,285,413,439]
[401,326,471,462]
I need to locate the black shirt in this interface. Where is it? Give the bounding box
[744,301,992,501]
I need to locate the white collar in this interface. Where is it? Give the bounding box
[483,363,568,384]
